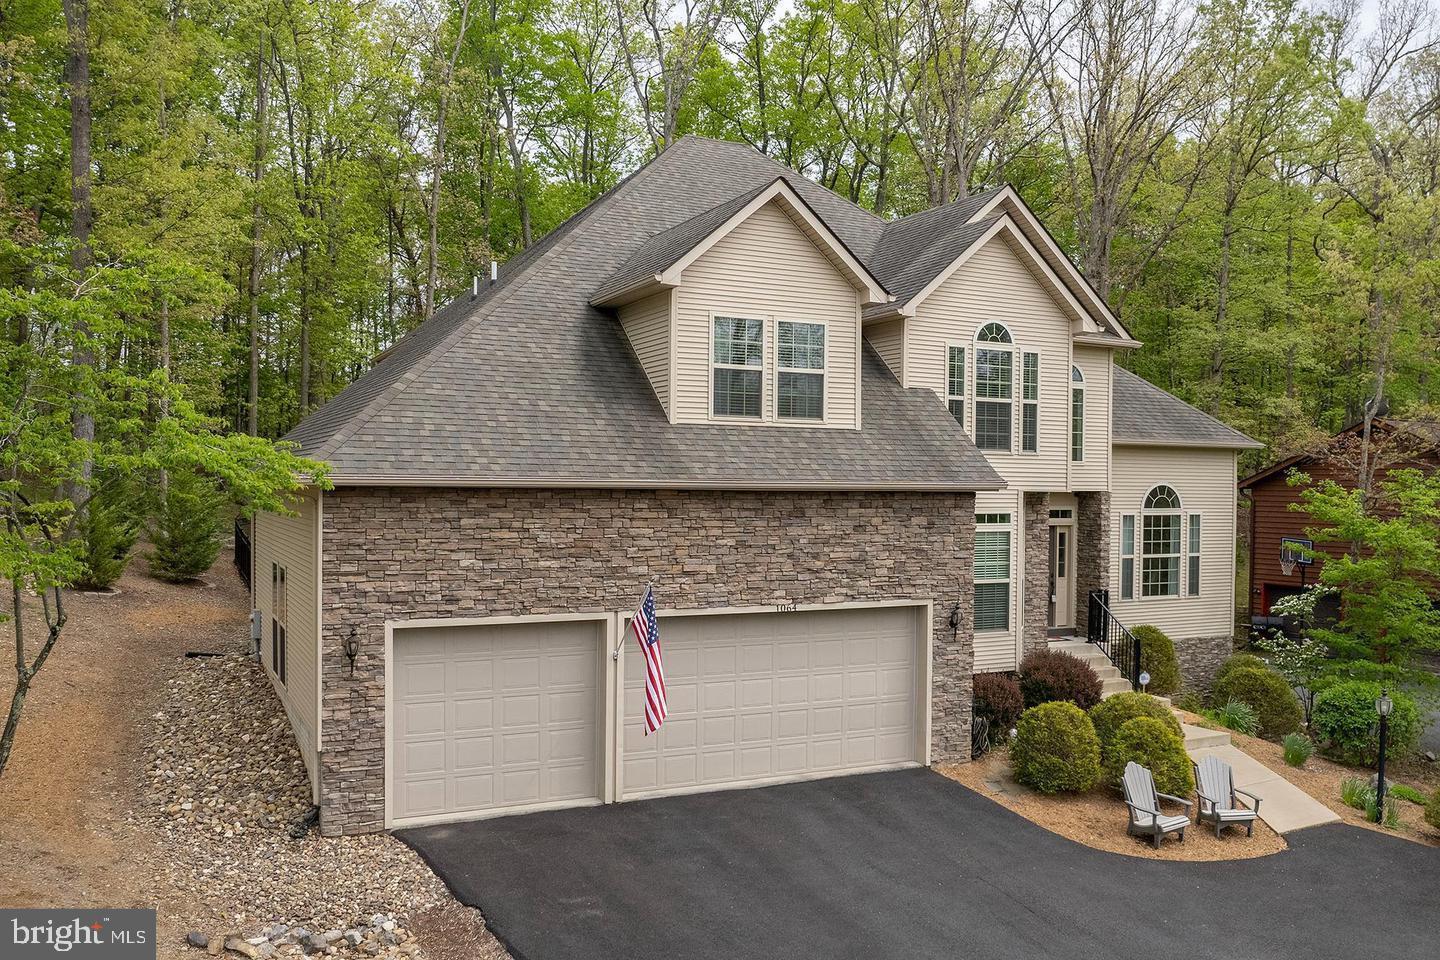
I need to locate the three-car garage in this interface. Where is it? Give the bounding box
[385,602,932,828]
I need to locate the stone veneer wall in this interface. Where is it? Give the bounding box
[1176,634,1234,694]
[1021,492,1050,658]
[317,487,977,835]
[1074,491,1110,628]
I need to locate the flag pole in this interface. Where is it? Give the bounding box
[612,577,657,661]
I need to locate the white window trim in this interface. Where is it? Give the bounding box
[1020,350,1041,455]
[1140,485,1183,600]
[1119,513,1136,601]
[1070,365,1086,464]
[1187,512,1202,597]
[974,512,1014,635]
[972,322,1016,454]
[708,312,768,423]
[945,341,967,428]
[775,318,828,422]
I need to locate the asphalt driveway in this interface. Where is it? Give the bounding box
[399,769,1435,960]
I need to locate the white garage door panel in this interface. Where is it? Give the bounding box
[622,606,923,798]
[391,620,603,823]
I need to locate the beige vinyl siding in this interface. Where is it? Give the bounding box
[972,489,1022,672]
[905,233,1074,490]
[1109,446,1238,641]
[255,488,321,794]
[865,318,905,383]
[672,200,862,427]
[619,289,672,416]
[1070,345,1111,490]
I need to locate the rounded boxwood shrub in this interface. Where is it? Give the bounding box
[1129,625,1181,696]
[1215,652,1268,684]
[1088,691,1183,756]
[973,673,1024,736]
[1311,681,1421,765]
[1105,716,1196,796]
[1018,649,1103,711]
[1210,666,1302,737]
[1010,701,1102,794]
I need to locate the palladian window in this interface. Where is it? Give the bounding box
[1141,485,1182,597]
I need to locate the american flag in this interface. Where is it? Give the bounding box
[632,585,667,734]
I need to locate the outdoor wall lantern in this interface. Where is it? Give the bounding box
[343,627,361,677]
[1375,690,1394,815]
[948,602,962,643]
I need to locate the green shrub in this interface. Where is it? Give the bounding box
[1129,625,1182,696]
[1088,692,1182,757]
[1340,776,1373,810]
[1010,701,1102,794]
[1105,716,1195,796]
[1202,700,1259,736]
[1390,783,1428,806]
[148,471,226,583]
[73,482,142,591]
[1426,789,1440,830]
[1215,653,1268,684]
[1173,691,1205,714]
[1211,666,1302,737]
[1018,650,1103,711]
[1281,733,1314,768]
[1311,681,1422,765]
[973,673,1024,740]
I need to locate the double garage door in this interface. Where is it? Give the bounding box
[389,604,927,826]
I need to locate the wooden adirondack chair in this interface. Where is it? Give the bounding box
[1193,754,1261,838]
[1122,761,1192,848]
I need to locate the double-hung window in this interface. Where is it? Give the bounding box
[973,323,1013,451]
[1021,352,1039,453]
[1187,514,1201,596]
[777,321,825,420]
[712,316,764,418]
[1120,514,1136,600]
[1141,485,1182,597]
[975,512,1012,632]
[1071,366,1085,462]
[947,346,966,425]
[270,562,288,685]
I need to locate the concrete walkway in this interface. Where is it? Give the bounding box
[1181,723,1341,833]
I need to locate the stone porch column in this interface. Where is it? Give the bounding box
[1022,492,1050,660]
[1074,491,1111,630]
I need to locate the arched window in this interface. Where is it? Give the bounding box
[1070,366,1085,462]
[973,323,1014,450]
[1141,485,1182,597]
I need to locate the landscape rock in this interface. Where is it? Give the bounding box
[225,937,260,959]
[187,933,210,949]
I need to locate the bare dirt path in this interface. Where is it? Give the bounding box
[0,551,249,924]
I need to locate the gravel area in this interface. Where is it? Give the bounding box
[141,653,500,958]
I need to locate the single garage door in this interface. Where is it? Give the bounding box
[622,605,925,799]
[391,619,604,824]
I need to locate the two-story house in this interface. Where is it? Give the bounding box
[252,135,1259,836]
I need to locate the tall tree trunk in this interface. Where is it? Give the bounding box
[299,244,311,417]
[500,87,531,248]
[62,0,94,513]
[248,30,269,436]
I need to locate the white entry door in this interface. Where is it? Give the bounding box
[620,605,926,800]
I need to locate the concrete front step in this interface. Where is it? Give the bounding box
[1181,722,1231,750]
[1048,638,1133,699]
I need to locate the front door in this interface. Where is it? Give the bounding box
[1048,526,1074,631]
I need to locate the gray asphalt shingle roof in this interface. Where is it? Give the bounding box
[288,135,1253,483]
[1112,367,1262,449]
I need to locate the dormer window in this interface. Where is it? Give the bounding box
[974,322,1013,451]
[777,321,825,420]
[712,316,764,418]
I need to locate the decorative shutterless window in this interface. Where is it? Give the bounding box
[947,346,966,425]
[975,512,1013,632]
[1021,352,1039,453]
[712,316,764,418]
[1141,485,1182,597]
[1071,365,1085,462]
[271,562,288,685]
[973,323,1013,451]
[1120,515,1136,600]
[777,320,825,420]
[1188,513,1202,596]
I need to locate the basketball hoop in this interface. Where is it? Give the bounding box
[1279,536,1312,581]
[1280,557,1297,578]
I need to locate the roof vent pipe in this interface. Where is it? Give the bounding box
[490,260,499,285]
[471,275,478,300]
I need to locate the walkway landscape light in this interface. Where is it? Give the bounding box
[1375,690,1393,820]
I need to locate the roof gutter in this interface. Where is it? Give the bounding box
[1113,438,1264,451]
[320,475,1008,492]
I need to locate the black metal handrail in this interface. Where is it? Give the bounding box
[1086,588,1141,691]
[234,516,253,593]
